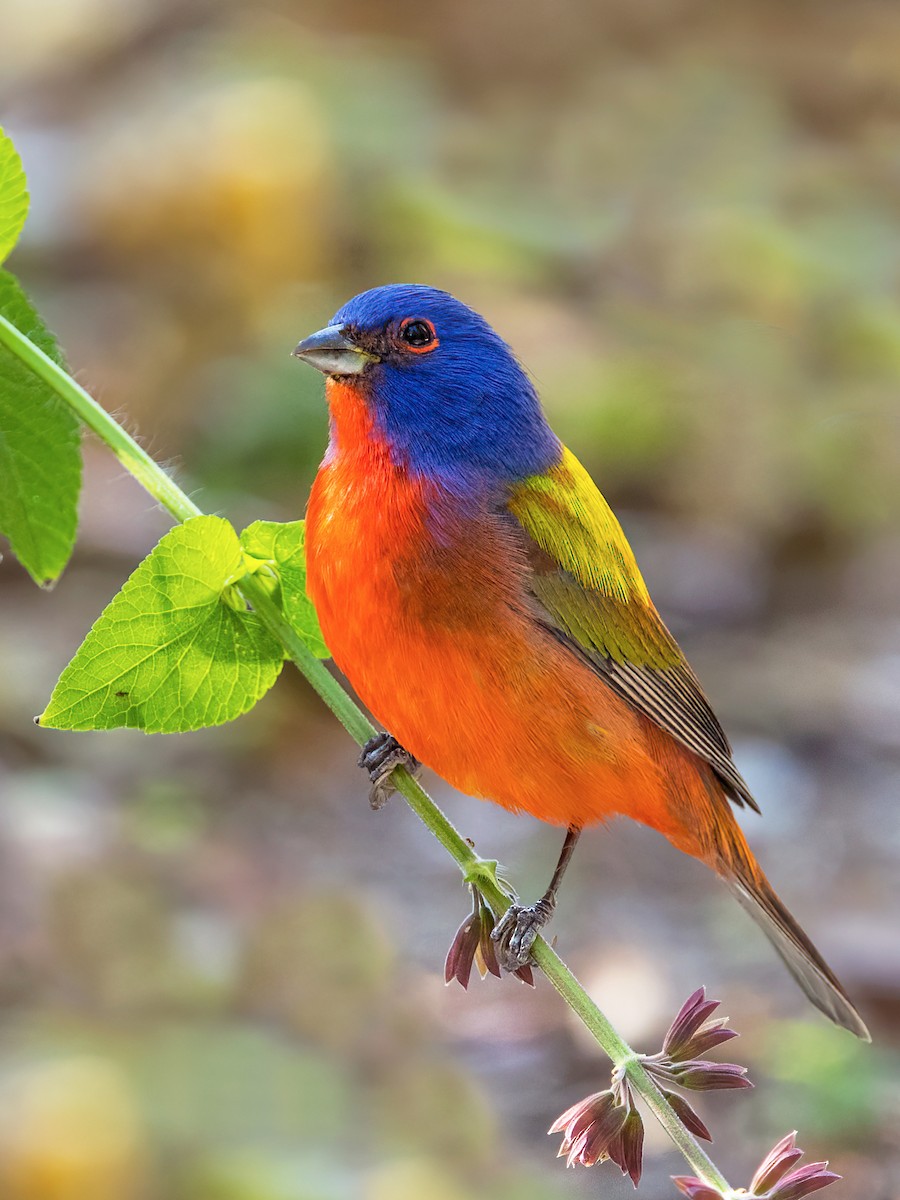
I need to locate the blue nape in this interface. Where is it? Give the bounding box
[330,285,561,484]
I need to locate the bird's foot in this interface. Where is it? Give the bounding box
[491,897,555,971]
[358,732,421,811]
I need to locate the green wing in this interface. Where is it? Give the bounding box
[507,447,759,813]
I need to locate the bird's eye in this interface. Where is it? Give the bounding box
[398,317,438,352]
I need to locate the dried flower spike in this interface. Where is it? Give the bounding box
[749,1131,840,1199]
[549,1072,645,1186]
[643,986,751,1117]
[549,1090,629,1171]
[630,986,752,1152]
[672,1130,840,1199]
[549,986,756,1186]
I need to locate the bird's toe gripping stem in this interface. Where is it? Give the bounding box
[358,732,421,810]
[490,896,555,972]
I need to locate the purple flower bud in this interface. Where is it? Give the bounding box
[607,1105,644,1186]
[751,1132,804,1193]
[444,908,480,989]
[473,904,502,980]
[577,1096,629,1167]
[674,1059,752,1091]
[548,1089,612,1137]
[671,1177,724,1199]
[675,1133,842,1200]
[684,1021,739,1058]
[663,988,722,1060]
[549,1090,623,1168]
[660,1089,712,1142]
[548,1088,644,1179]
[514,962,535,987]
[446,888,530,988]
[770,1163,841,1199]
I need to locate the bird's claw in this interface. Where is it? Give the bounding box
[358,732,421,811]
[491,898,554,971]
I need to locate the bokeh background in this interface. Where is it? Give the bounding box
[2,1,900,1196]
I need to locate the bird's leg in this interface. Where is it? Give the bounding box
[358,732,421,811]
[491,825,581,971]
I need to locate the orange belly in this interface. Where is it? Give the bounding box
[305,426,717,846]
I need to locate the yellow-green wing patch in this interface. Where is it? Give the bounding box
[509,447,651,604]
[507,447,758,811]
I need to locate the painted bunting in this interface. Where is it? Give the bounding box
[294,284,868,1040]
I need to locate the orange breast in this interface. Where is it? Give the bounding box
[305,381,719,842]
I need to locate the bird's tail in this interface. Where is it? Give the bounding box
[722,849,870,1041]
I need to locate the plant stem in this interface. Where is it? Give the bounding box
[0,311,735,1194]
[0,315,202,525]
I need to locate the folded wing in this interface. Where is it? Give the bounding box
[505,447,759,813]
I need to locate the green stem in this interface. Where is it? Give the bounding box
[0,315,202,524]
[0,311,734,1195]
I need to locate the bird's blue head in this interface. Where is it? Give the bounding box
[294,284,560,484]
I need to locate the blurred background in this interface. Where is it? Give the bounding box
[1,0,900,1196]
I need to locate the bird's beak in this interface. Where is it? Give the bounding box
[292,325,376,376]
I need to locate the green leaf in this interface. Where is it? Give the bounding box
[39,516,285,732]
[0,126,29,263]
[0,269,81,585]
[240,519,329,658]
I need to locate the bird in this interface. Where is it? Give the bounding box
[294,283,869,1040]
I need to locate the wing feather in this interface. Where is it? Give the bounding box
[507,448,759,813]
